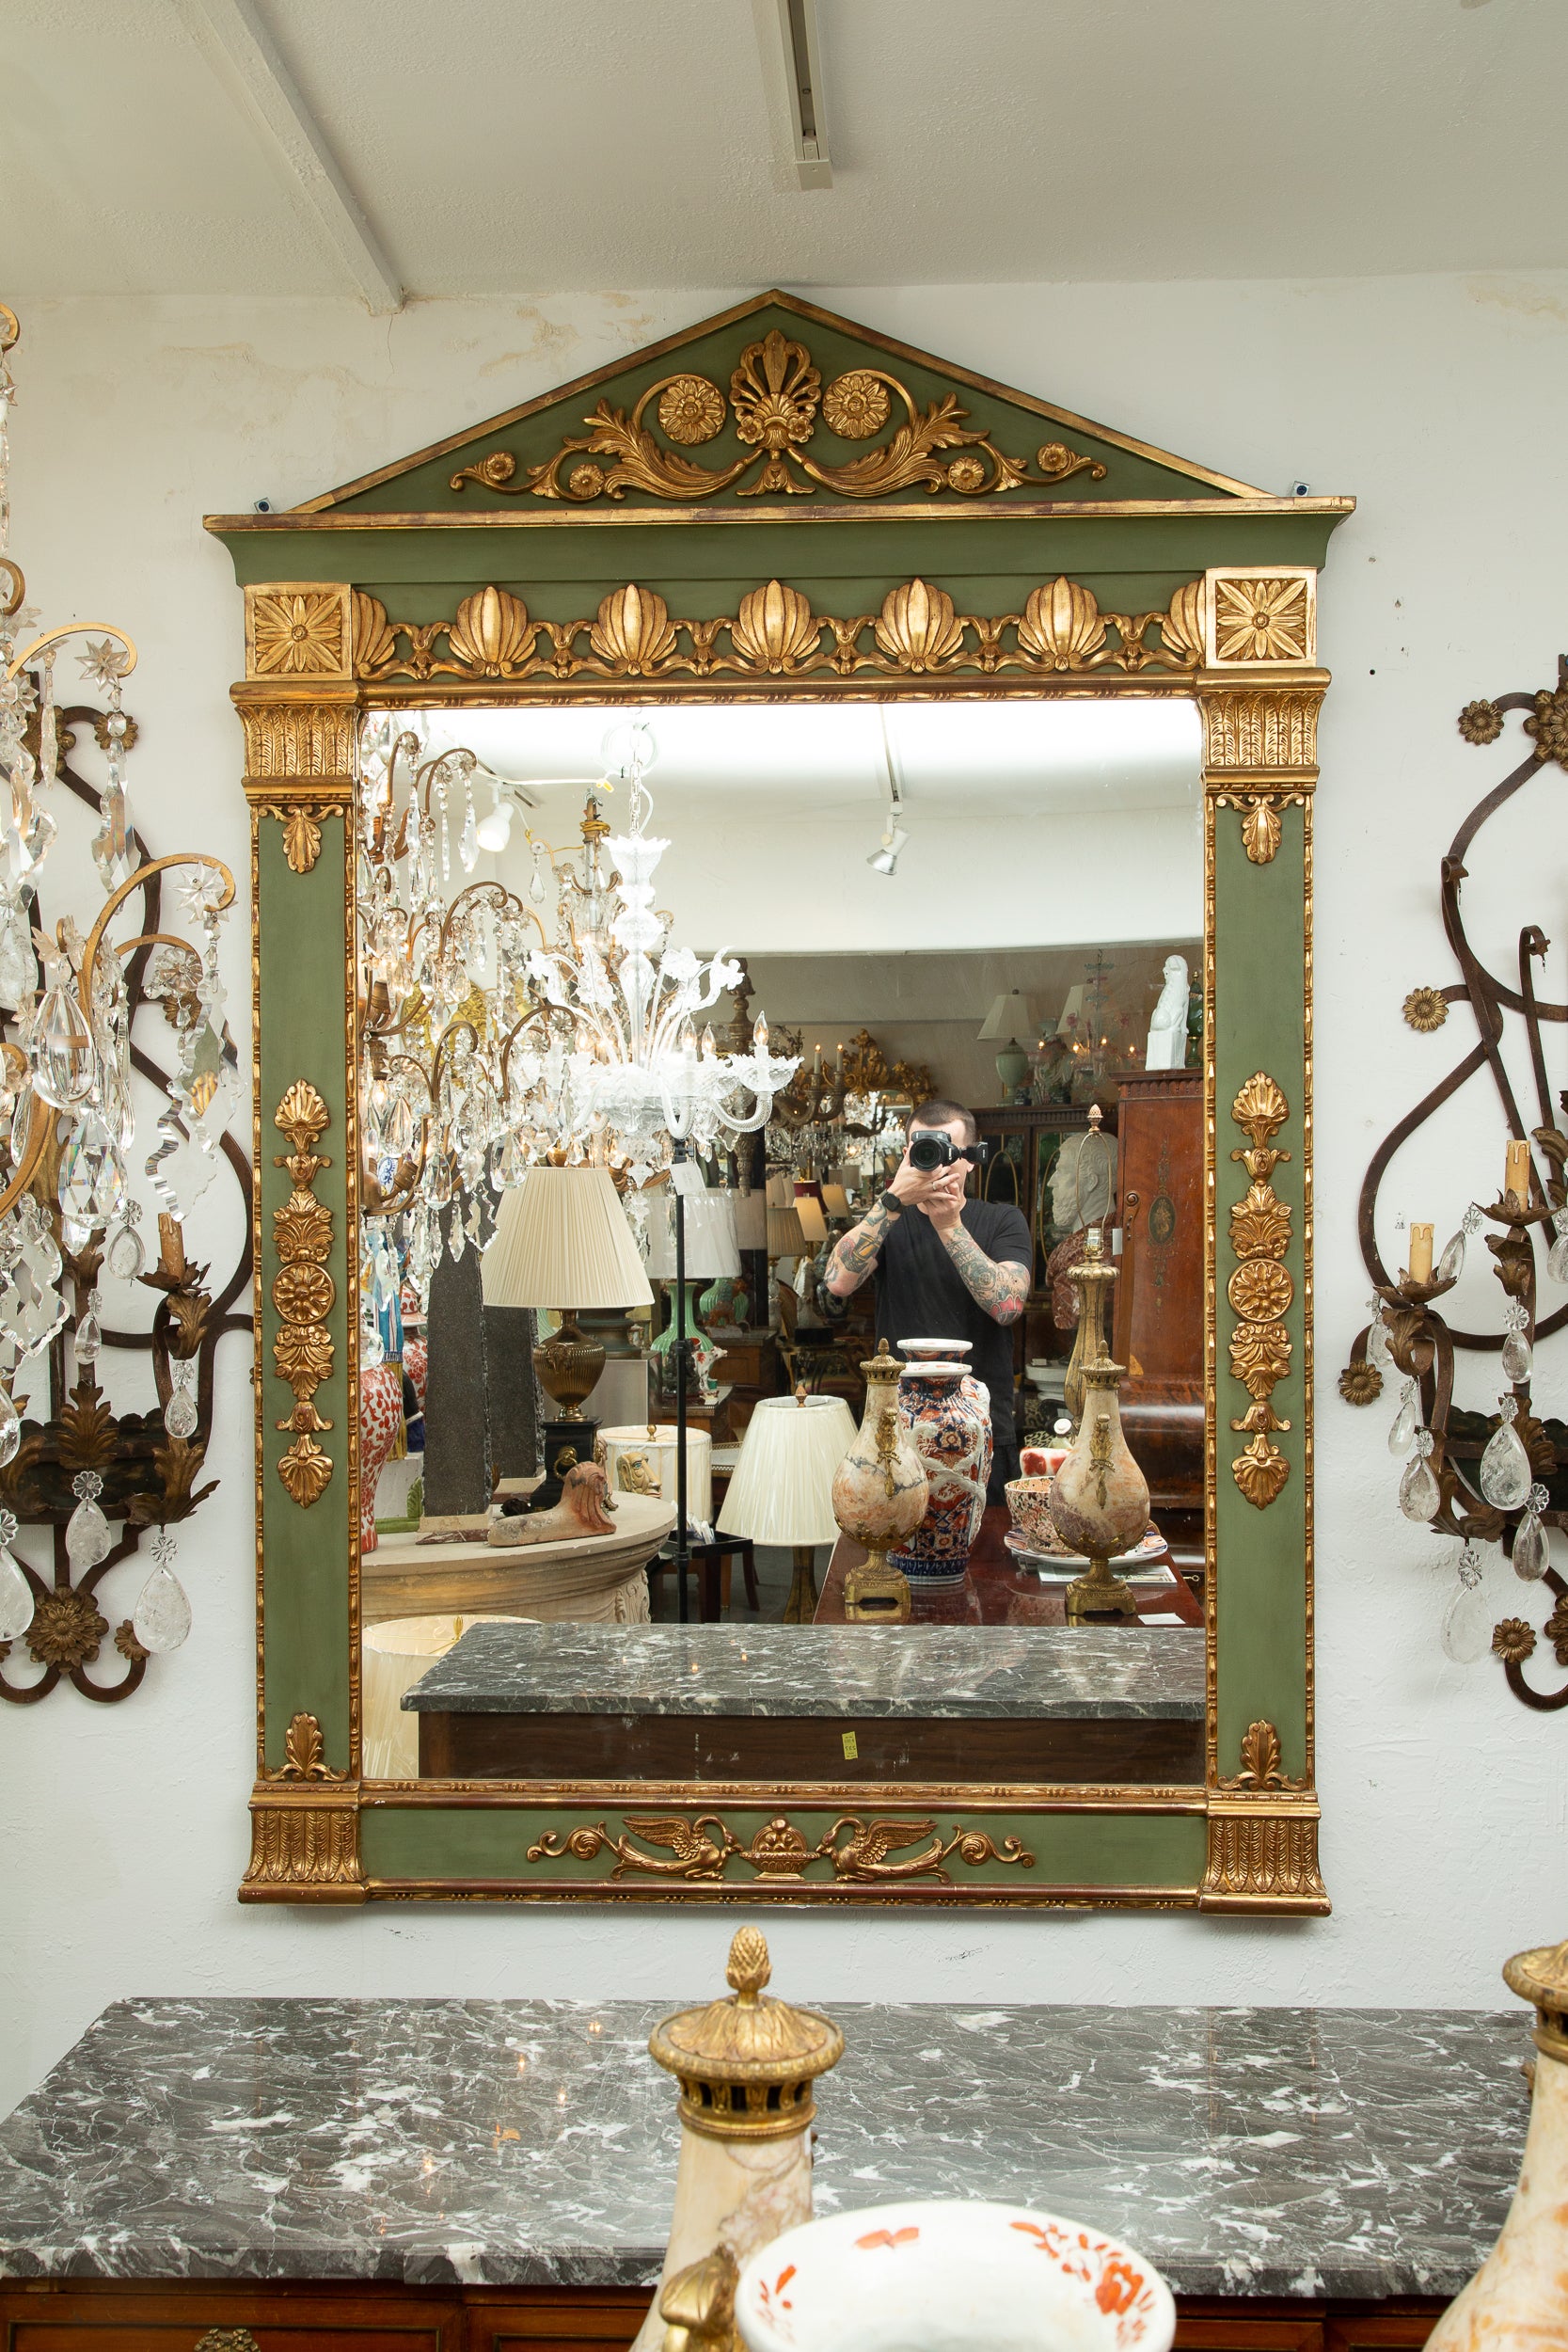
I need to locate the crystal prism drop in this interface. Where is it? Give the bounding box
[1437,1229,1466,1282]
[1441,1579,1493,1665]
[1480,1402,1532,1510]
[163,1366,198,1439]
[459,795,478,874]
[133,1563,191,1653]
[1399,1451,1441,1522]
[65,1486,110,1571]
[105,1220,144,1280]
[1387,1381,1418,1454]
[74,1292,102,1363]
[0,1385,19,1468]
[0,1540,32,1640]
[1502,1325,1533,1384]
[33,981,95,1107]
[1513,1513,1549,1581]
[1368,1317,1393,1373]
[1551,1232,1568,1284]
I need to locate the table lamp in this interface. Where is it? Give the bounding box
[482,1167,652,1508]
[647,1183,741,1397]
[978,988,1042,1102]
[718,1390,856,1622]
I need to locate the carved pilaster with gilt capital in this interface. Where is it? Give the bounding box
[236,581,359,873]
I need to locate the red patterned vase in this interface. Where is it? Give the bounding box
[358,1360,404,1553]
[891,1360,992,1584]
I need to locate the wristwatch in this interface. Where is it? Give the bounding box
[878,1188,902,1217]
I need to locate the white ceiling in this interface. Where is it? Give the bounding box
[6,0,1564,302]
[404,698,1202,823]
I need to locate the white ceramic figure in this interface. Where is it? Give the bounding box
[1145,953,1190,1071]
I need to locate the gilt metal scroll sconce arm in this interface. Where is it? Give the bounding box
[1340,656,1568,1709]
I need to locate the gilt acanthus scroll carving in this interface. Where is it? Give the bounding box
[271,1082,335,1507]
[526,1811,1035,1884]
[450,328,1110,507]
[1227,1075,1294,1509]
[351,574,1207,691]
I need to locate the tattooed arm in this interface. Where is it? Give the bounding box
[825,1197,898,1298]
[936,1223,1030,1324]
[921,1175,1029,1323]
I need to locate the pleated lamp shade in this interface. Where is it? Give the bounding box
[481,1168,653,1311]
[793,1188,829,1245]
[645,1187,743,1280]
[767,1204,805,1258]
[718,1392,857,1546]
[766,1173,795,1209]
[733,1189,768,1250]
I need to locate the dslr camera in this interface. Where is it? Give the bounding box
[908,1129,991,1173]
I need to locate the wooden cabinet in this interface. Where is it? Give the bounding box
[0,2283,1448,2350]
[1112,1069,1204,1526]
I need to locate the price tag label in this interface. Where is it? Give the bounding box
[842,1730,859,1760]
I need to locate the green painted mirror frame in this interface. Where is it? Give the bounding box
[208,293,1352,1912]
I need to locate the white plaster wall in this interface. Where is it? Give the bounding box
[4,272,1567,2121]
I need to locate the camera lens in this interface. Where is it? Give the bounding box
[909,1133,949,1171]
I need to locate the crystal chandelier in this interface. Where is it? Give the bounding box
[0,303,239,1677]
[525,724,799,1180]
[356,719,797,1297]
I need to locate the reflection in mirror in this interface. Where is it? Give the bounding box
[353,696,1206,1793]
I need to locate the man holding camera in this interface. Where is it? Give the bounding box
[825,1099,1033,1501]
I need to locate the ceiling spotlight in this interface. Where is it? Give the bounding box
[867,821,909,878]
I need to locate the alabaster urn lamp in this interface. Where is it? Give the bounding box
[831,1340,928,1621]
[633,1927,845,2352]
[1049,1227,1149,1624]
[1430,1931,1568,2344]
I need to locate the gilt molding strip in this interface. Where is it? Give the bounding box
[270,1082,335,1507]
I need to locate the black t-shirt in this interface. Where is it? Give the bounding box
[874,1197,1034,1446]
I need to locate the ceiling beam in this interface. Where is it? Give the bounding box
[175,0,404,313]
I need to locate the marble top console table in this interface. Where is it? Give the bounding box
[404,1620,1207,1783]
[0,1996,1527,2346]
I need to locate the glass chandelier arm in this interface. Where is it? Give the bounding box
[5,621,137,687]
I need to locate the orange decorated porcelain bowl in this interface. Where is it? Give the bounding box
[736,2200,1174,2352]
[1005,1474,1059,1551]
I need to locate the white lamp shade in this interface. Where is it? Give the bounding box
[645,1186,743,1280]
[978,987,1041,1041]
[481,1167,653,1311]
[733,1189,768,1249]
[766,1173,795,1209]
[717,1393,856,1546]
[1054,985,1085,1038]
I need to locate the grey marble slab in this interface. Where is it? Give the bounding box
[402,1620,1205,1720]
[0,1997,1527,2300]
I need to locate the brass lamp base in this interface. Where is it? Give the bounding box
[532,1310,605,1419]
[1064,1553,1139,1625]
[844,1549,911,1622]
[784,1543,819,1625]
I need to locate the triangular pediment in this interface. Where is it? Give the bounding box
[293,291,1265,517]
